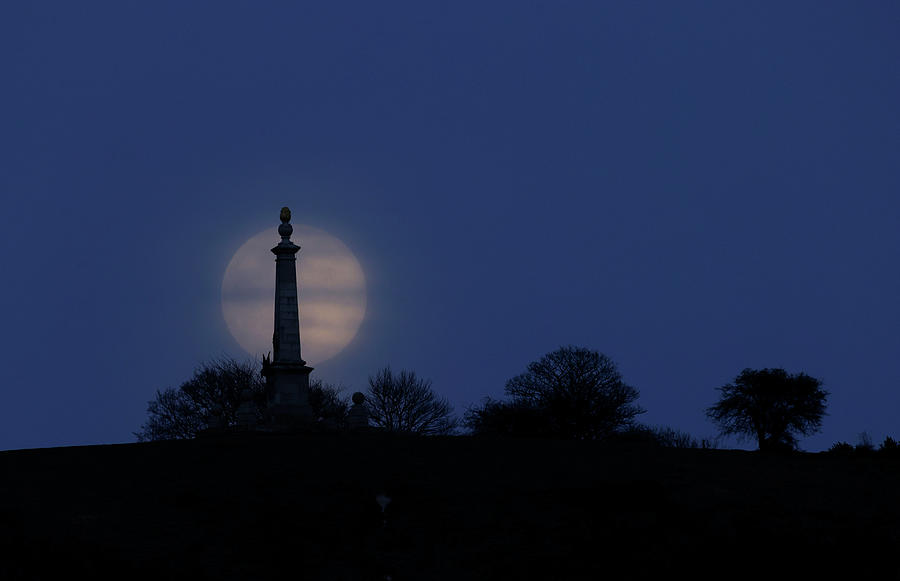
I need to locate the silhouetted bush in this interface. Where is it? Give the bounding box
[651,426,695,448]
[607,425,660,446]
[706,368,827,452]
[366,367,457,435]
[463,399,555,437]
[607,425,720,449]
[465,346,644,440]
[855,431,875,454]
[828,441,854,455]
[827,437,900,458]
[649,426,718,449]
[880,436,899,455]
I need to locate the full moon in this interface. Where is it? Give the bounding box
[221,225,367,365]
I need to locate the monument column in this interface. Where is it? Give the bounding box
[263,206,314,425]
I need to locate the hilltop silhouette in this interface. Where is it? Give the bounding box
[1,433,898,579]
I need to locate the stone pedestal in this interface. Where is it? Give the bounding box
[235,387,259,429]
[264,361,314,424]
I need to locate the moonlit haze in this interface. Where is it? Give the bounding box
[222,225,367,365]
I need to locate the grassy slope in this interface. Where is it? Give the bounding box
[1,433,898,579]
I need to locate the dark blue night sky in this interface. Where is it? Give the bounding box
[1,1,897,451]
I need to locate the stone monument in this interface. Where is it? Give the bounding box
[262,207,314,425]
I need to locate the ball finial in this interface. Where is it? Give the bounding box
[278,207,293,239]
[352,392,366,405]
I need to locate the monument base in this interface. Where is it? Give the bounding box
[263,360,314,426]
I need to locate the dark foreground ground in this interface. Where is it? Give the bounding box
[1,433,898,580]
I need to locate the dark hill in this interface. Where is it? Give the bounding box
[1,433,897,579]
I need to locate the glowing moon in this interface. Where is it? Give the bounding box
[221,225,366,365]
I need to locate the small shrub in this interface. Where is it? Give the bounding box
[612,425,719,449]
[608,425,660,446]
[828,441,854,455]
[650,426,720,449]
[651,426,698,448]
[879,436,899,456]
[856,431,875,453]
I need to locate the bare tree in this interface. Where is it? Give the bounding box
[482,346,644,439]
[135,356,348,441]
[136,387,209,441]
[366,367,457,435]
[135,356,264,441]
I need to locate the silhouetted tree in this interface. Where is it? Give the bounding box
[466,346,644,439]
[135,357,264,441]
[308,380,351,426]
[366,367,457,435]
[135,356,347,441]
[706,368,827,452]
[135,387,210,441]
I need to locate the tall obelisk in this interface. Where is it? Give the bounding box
[263,206,313,425]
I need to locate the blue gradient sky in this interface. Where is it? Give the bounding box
[1,1,897,451]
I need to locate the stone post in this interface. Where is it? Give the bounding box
[263,207,314,425]
[347,392,371,430]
